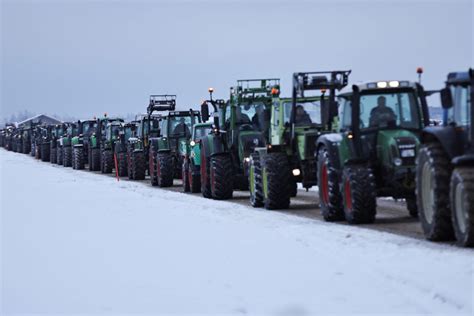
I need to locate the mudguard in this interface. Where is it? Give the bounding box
[421,126,464,160]
[201,134,226,160]
[316,133,342,170]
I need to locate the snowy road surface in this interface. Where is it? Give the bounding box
[1,149,473,315]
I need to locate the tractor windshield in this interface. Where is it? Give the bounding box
[169,116,192,137]
[193,125,212,140]
[359,91,421,130]
[283,101,322,126]
[447,85,471,126]
[234,102,270,131]
[83,122,97,136]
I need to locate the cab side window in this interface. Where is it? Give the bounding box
[340,98,352,131]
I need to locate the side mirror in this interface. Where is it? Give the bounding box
[201,102,210,122]
[440,87,453,109]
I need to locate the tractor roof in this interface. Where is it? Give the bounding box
[167,110,200,117]
[339,80,418,97]
[446,71,471,85]
[232,78,280,102]
[194,122,213,128]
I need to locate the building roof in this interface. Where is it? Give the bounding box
[16,114,62,127]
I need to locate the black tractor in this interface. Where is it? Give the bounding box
[416,69,474,247]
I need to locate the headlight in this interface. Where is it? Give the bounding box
[190,140,196,147]
[393,158,403,166]
[244,157,250,163]
[292,169,301,176]
[400,149,415,158]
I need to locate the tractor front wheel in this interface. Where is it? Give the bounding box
[50,146,57,164]
[90,148,101,171]
[157,152,174,187]
[317,147,344,221]
[57,146,64,165]
[262,152,290,210]
[182,159,190,192]
[63,147,72,167]
[149,148,158,186]
[189,160,201,193]
[101,150,113,174]
[415,143,454,241]
[73,146,85,170]
[342,166,376,224]
[131,151,146,180]
[450,168,474,247]
[249,153,263,207]
[210,154,233,200]
[41,143,50,162]
[117,152,128,177]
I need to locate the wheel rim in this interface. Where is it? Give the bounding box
[454,182,468,234]
[344,179,352,211]
[421,162,435,224]
[321,163,329,205]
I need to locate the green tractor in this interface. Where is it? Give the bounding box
[316,79,431,223]
[50,123,67,164]
[249,71,350,209]
[416,69,474,247]
[57,122,78,167]
[99,120,124,174]
[149,104,201,188]
[71,119,97,170]
[89,115,124,172]
[180,122,213,192]
[199,80,280,200]
[127,96,165,180]
[112,121,137,177]
[35,125,53,162]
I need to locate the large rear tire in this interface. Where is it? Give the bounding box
[415,143,454,241]
[149,147,158,186]
[101,150,113,174]
[249,153,263,207]
[63,146,72,167]
[262,152,290,210]
[210,154,233,200]
[50,146,57,164]
[73,146,85,170]
[157,152,174,187]
[317,147,344,221]
[131,151,146,180]
[57,146,64,165]
[450,168,474,247]
[90,148,101,171]
[342,166,376,224]
[117,152,128,177]
[41,143,50,162]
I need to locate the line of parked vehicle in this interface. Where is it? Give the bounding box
[1,69,473,247]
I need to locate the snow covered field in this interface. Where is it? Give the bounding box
[1,149,473,315]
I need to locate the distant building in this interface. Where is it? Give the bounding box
[16,114,62,128]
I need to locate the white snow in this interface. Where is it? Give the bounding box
[1,149,473,315]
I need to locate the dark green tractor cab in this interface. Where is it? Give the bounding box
[71,119,97,170]
[317,79,430,223]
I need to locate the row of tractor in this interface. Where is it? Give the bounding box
[1,69,473,247]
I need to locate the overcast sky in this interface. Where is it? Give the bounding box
[1,0,472,120]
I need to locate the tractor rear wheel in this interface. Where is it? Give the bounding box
[50,146,57,164]
[189,160,201,193]
[157,152,174,187]
[416,143,454,241]
[73,146,85,170]
[57,146,64,165]
[450,167,474,247]
[262,152,290,209]
[149,147,158,186]
[342,166,376,224]
[210,154,233,200]
[200,147,212,198]
[117,152,128,177]
[249,153,263,207]
[101,150,113,174]
[90,148,101,171]
[41,144,50,162]
[317,147,344,221]
[182,159,190,192]
[63,147,72,167]
[132,151,146,180]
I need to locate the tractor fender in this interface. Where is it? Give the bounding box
[421,126,461,160]
[316,133,342,170]
[453,154,474,166]
[200,134,226,160]
[73,143,83,148]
